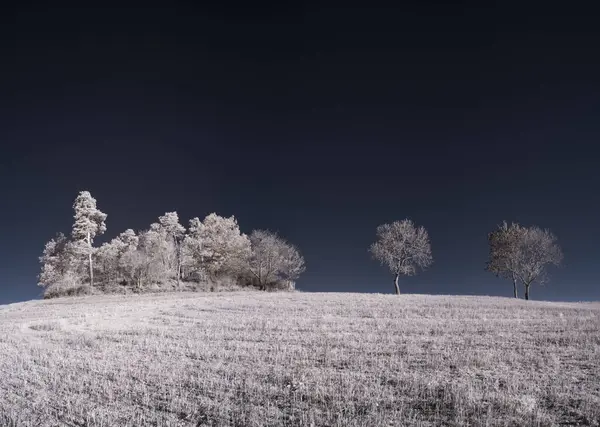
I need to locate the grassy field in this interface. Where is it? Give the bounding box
[0,291,599,426]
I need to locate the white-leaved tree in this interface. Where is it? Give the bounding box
[186,213,250,279]
[39,233,70,288]
[158,212,186,287]
[142,223,176,286]
[40,191,309,297]
[71,191,107,288]
[120,228,167,290]
[487,221,562,300]
[246,230,305,290]
[95,238,124,288]
[38,232,83,297]
[183,217,204,280]
[95,229,139,289]
[370,219,433,295]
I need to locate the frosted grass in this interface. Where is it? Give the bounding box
[1,292,599,426]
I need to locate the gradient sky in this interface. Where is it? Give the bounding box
[1,3,599,304]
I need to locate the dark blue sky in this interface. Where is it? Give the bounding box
[1,2,599,304]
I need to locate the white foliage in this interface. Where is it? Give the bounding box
[95,229,141,288]
[42,270,86,298]
[72,191,107,243]
[187,213,251,277]
[145,223,177,273]
[158,212,186,285]
[39,192,307,296]
[70,191,107,287]
[118,229,139,249]
[120,246,162,290]
[38,233,86,297]
[38,233,77,288]
[135,226,175,285]
[158,212,185,239]
[95,240,123,285]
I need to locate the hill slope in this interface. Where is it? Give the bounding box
[1,292,599,426]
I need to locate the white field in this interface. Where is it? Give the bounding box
[0,292,599,427]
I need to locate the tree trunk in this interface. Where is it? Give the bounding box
[513,277,518,299]
[175,238,182,289]
[87,232,94,288]
[524,283,530,300]
[394,273,400,295]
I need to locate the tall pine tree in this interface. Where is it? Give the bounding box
[72,191,107,288]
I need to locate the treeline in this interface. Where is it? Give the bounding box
[38,191,305,298]
[40,192,563,301]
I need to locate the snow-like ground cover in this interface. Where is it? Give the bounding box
[1,292,599,426]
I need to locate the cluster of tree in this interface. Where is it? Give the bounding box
[370,219,562,300]
[486,221,562,300]
[38,191,305,298]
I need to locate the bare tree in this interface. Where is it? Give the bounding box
[487,222,562,300]
[486,221,523,298]
[246,230,305,290]
[370,219,433,295]
[515,226,563,300]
